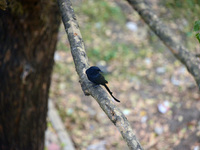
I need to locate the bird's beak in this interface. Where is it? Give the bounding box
[99,70,104,75]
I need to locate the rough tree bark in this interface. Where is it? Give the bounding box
[0,0,60,149]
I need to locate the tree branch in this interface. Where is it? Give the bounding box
[127,0,200,89]
[57,0,143,149]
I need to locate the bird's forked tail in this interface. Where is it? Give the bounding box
[103,84,120,102]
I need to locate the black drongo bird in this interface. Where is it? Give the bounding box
[86,66,120,102]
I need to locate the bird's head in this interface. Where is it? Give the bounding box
[86,66,102,76]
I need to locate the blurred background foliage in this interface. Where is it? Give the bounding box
[49,0,200,149]
[162,0,200,48]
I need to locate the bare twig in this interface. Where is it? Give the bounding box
[48,99,75,150]
[57,0,143,149]
[127,0,200,89]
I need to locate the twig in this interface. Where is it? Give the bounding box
[48,99,75,150]
[127,0,200,89]
[57,0,143,149]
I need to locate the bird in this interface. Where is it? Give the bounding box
[86,66,120,102]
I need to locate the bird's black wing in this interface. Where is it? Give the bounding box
[94,73,108,85]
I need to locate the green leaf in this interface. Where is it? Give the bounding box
[195,33,200,43]
[194,20,200,31]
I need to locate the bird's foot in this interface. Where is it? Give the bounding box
[93,84,99,88]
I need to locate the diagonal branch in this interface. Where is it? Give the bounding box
[57,0,143,149]
[127,0,200,89]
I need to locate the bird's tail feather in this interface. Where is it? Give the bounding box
[104,84,120,102]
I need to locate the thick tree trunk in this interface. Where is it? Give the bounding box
[0,0,60,149]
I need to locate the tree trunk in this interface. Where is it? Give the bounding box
[0,0,60,149]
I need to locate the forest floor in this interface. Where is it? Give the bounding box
[48,0,200,150]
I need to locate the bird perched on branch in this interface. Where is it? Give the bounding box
[86,66,120,102]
